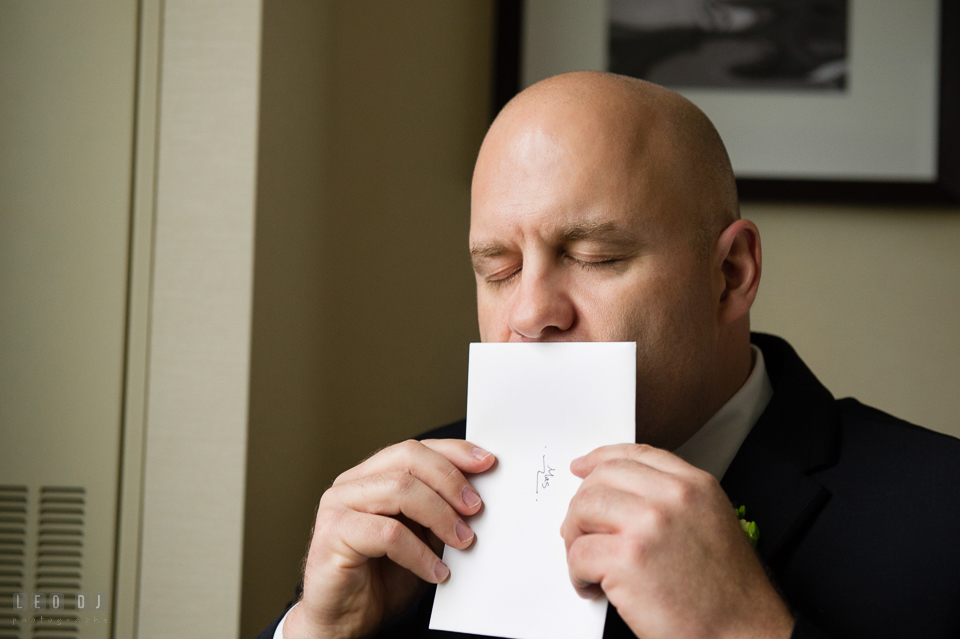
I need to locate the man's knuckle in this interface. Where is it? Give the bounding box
[671,479,697,506]
[624,533,650,564]
[385,470,414,494]
[569,489,589,512]
[643,504,670,531]
[596,459,623,475]
[397,439,421,458]
[567,538,588,565]
[577,485,606,506]
[430,493,450,522]
[313,506,342,539]
[699,470,722,494]
[440,461,462,485]
[415,536,433,563]
[381,518,405,545]
[317,486,337,508]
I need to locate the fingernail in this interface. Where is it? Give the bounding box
[472,447,491,460]
[462,486,481,508]
[434,560,450,582]
[455,519,474,543]
[571,456,584,467]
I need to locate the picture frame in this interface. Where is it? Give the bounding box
[492,0,959,204]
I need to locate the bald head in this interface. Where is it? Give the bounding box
[479,72,739,259]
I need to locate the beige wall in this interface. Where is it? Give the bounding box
[242,0,332,633]
[748,203,960,439]
[242,1,493,635]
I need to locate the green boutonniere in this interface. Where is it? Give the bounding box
[736,505,759,548]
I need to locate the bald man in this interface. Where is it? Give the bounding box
[263,73,960,639]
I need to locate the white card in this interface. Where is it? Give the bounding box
[429,342,636,639]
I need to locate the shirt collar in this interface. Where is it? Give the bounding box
[672,345,773,481]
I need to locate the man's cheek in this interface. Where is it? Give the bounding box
[476,298,504,342]
[588,294,647,343]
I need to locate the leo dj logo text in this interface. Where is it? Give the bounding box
[10,593,107,611]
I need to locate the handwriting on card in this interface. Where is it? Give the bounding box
[536,454,555,500]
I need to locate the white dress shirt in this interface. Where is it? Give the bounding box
[274,345,773,638]
[274,602,296,639]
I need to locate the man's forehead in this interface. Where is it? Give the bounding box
[469,75,723,253]
[496,106,651,174]
[473,102,670,211]
[470,130,662,248]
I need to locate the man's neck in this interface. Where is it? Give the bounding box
[673,345,773,480]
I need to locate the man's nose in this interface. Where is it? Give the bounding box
[507,266,575,340]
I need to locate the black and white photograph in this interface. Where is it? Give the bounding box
[608,0,849,90]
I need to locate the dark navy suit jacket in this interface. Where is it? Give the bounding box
[258,334,960,639]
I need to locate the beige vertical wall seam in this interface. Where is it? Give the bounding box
[136,2,262,637]
[115,0,164,637]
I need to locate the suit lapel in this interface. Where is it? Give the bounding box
[722,436,829,562]
[721,334,840,565]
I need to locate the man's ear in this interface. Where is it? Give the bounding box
[713,219,761,325]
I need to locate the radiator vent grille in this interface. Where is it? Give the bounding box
[33,487,84,639]
[36,487,84,593]
[0,487,86,639]
[0,485,27,639]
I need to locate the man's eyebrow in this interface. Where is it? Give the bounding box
[469,242,511,260]
[470,223,640,262]
[559,221,639,246]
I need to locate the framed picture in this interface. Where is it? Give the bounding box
[492,0,959,203]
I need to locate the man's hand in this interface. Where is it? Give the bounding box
[284,439,495,639]
[561,444,793,639]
